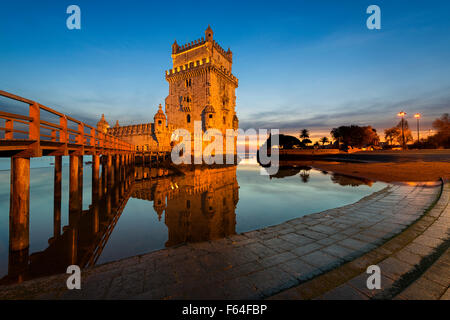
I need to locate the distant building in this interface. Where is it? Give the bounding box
[97,26,239,153]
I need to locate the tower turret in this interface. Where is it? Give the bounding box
[154,104,166,132]
[203,105,215,129]
[172,40,179,54]
[97,114,110,134]
[205,25,213,42]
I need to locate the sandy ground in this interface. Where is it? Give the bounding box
[281,160,450,182]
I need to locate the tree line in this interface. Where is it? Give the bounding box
[295,113,449,150]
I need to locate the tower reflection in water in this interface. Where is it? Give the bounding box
[1,164,238,285]
[134,165,238,247]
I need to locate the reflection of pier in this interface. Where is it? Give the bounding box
[12,171,135,284]
[0,90,135,284]
[132,166,239,247]
[1,166,134,285]
[0,162,240,285]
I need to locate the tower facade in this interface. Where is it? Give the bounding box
[99,26,239,155]
[165,26,239,142]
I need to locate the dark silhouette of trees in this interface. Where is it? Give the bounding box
[302,138,312,146]
[300,129,310,139]
[259,134,302,150]
[384,127,401,146]
[320,137,329,146]
[299,129,311,147]
[331,125,380,148]
[429,113,450,148]
[383,121,413,147]
[396,119,413,145]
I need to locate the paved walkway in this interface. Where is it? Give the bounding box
[270,180,449,300]
[0,182,445,299]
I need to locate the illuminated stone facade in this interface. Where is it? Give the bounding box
[97,26,239,153]
[97,105,174,152]
[165,25,239,137]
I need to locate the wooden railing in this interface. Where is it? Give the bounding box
[0,90,134,157]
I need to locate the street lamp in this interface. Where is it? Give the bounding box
[397,111,407,149]
[414,113,421,143]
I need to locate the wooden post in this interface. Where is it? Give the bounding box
[78,155,83,209]
[5,119,13,139]
[53,155,62,237]
[114,154,120,182]
[106,192,112,216]
[69,155,80,223]
[121,154,125,180]
[92,155,100,199]
[10,158,30,252]
[29,102,41,157]
[107,155,113,187]
[101,155,107,196]
[92,154,100,235]
[92,203,99,234]
[59,115,68,155]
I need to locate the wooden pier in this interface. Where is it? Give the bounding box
[0,90,137,283]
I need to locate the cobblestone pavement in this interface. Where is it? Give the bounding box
[0,183,443,299]
[270,181,449,300]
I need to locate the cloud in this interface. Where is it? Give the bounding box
[238,89,450,133]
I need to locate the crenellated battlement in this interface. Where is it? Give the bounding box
[166,57,210,75]
[165,58,238,85]
[173,37,206,54]
[107,123,154,136]
[172,29,233,63]
[212,40,232,61]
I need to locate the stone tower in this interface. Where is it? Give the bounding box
[97,114,110,134]
[165,26,239,141]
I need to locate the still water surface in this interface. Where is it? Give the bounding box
[0,157,385,283]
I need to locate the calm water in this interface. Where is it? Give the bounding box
[0,157,385,283]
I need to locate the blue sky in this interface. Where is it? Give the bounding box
[1,0,449,139]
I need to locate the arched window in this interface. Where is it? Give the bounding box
[209,114,213,119]
[187,114,191,123]
[158,120,162,125]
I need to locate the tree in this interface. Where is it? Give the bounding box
[300,129,310,139]
[302,138,312,146]
[258,134,302,150]
[384,127,401,146]
[433,113,450,133]
[429,113,450,148]
[396,119,413,146]
[320,137,329,146]
[330,125,380,148]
